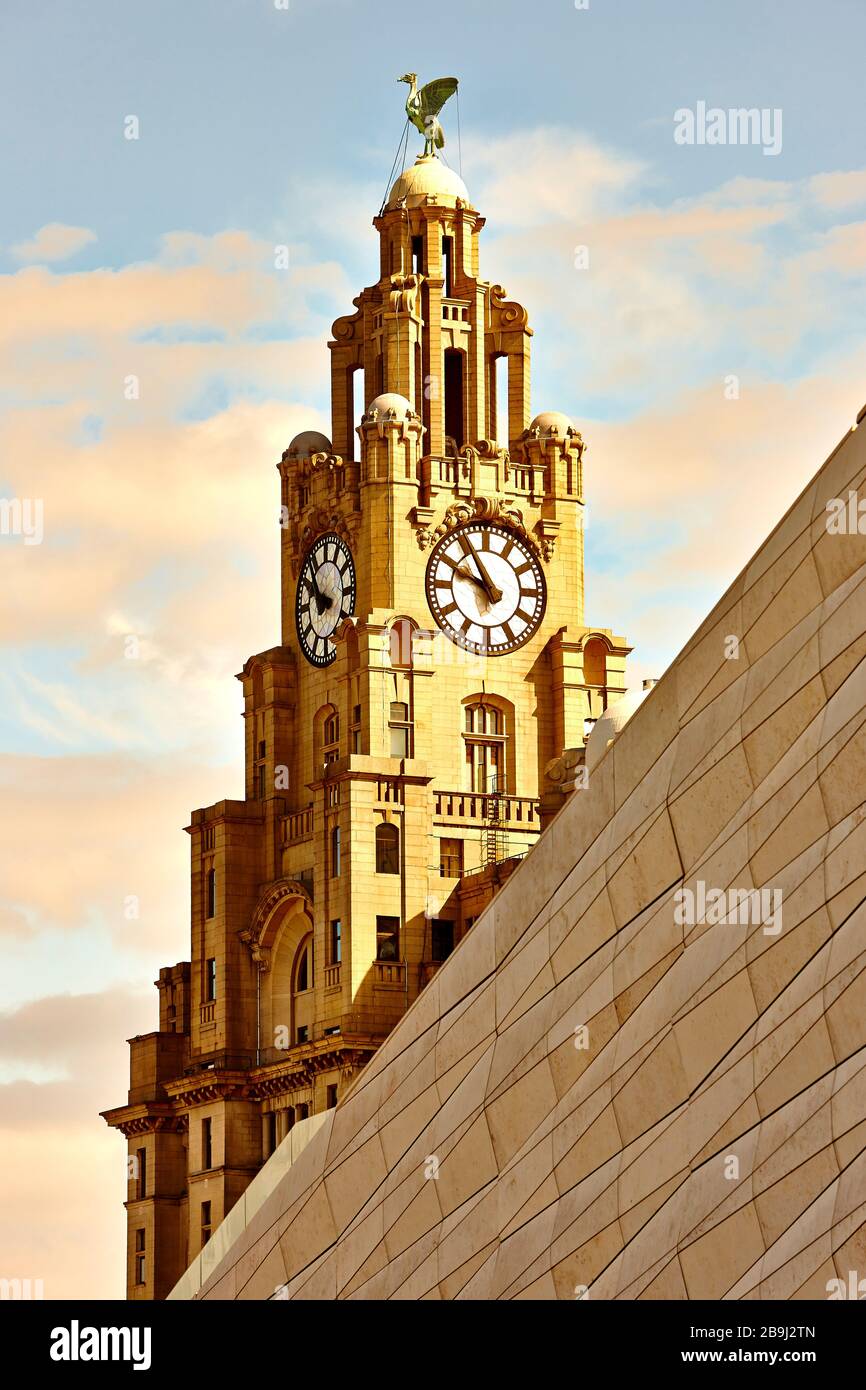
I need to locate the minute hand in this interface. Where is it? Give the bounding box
[459,535,503,604]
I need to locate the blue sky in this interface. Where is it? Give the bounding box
[0,0,865,1296]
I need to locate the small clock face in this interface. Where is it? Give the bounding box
[425,522,546,655]
[296,533,356,667]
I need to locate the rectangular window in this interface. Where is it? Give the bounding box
[376,915,399,962]
[330,918,342,965]
[331,825,341,877]
[201,1200,212,1247]
[351,704,362,754]
[206,866,216,918]
[134,1230,145,1286]
[412,234,424,276]
[439,838,464,879]
[442,235,453,297]
[135,1228,145,1252]
[202,1117,212,1171]
[257,763,266,798]
[297,1025,309,1044]
[136,1147,147,1200]
[266,1112,276,1157]
[389,701,411,759]
[432,919,455,963]
[326,1084,338,1110]
[205,957,216,1002]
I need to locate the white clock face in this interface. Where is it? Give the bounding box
[425,522,546,655]
[296,533,356,667]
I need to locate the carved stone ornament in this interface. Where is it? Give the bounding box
[415,494,543,561]
[240,878,315,970]
[387,271,423,318]
[488,283,530,331]
[291,509,360,577]
[331,295,363,343]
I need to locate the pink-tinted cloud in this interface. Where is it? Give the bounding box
[10,223,97,264]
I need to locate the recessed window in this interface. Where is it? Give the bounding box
[297,1102,309,1120]
[205,866,216,918]
[442,235,453,298]
[296,943,309,993]
[464,700,507,793]
[205,958,216,1002]
[330,825,341,877]
[432,919,455,963]
[376,915,399,962]
[134,1230,145,1286]
[389,620,414,669]
[202,1117,213,1171]
[330,918,342,965]
[297,1025,309,1045]
[351,704,362,754]
[201,1200,212,1248]
[326,1084,338,1109]
[323,712,340,769]
[375,822,400,874]
[389,701,411,759]
[439,838,463,878]
[135,1147,147,1200]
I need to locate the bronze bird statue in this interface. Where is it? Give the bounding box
[399,73,459,156]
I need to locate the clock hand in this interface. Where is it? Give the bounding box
[457,534,503,604]
[310,572,334,614]
[455,562,492,613]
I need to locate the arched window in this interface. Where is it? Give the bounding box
[294,937,312,994]
[375,822,400,874]
[463,698,508,793]
[389,617,415,669]
[292,933,314,1046]
[583,638,607,688]
[314,704,340,775]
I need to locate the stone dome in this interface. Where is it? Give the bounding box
[363,392,415,422]
[286,429,332,458]
[530,411,576,437]
[386,155,470,211]
[585,687,651,774]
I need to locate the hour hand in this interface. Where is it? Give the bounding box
[455,563,491,613]
[310,574,333,613]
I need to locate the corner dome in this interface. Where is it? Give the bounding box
[585,687,650,773]
[386,155,470,211]
[530,411,576,436]
[363,392,415,421]
[286,429,332,458]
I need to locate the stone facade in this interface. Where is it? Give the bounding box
[101,149,629,1300]
[189,400,866,1302]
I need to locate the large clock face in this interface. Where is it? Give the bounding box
[425,521,547,655]
[295,533,356,667]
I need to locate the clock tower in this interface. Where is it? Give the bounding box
[103,146,631,1300]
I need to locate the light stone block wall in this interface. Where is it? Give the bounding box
[192,405,866,1300]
